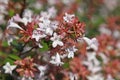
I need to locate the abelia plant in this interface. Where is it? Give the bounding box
[0,0,120,80]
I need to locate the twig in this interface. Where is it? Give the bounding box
[20,0,27,18]
[20,45,38,58]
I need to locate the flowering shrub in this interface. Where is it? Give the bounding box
[0,0,120,80]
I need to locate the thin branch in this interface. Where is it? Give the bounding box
[20,0,27,18]
[20,45,38,58]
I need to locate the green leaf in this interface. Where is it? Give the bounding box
[8,54,21,60]
[2,41,9,47]
[92,16,105,27]
[39,41,49,52]
[3,58,15,65]
[8,9,15,17]
[11,41,23,52]
[63,62,69,69]
[0,51,7,57]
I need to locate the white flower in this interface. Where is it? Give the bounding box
[83,37,99,51]
[60,54,67,59]
[32,29,46,42]
[99,24,111,35]
[0,14,5,24]
[39,16,50,24]
[21,17,32,26]
[6,34,18,45]
[83,61,101,73]
[86,52,100,65]
[113,30,120,38]
[63,13,75,23]
[22,77,33,80]
[46,27,53,35]
[83,52,101,73]
[39,22,54,36]
[0,0,9,4]
[13,14,31,26]
[32,2,42,10]
[7,21,23,30]
[104,0,118,11]
[87,74,104,80]
[0,5,7,14]
[47,0,57,5]
[38,65,47,77]
[48,7,57,18]
[50,53,64,66]
[50,21,58,30]
[23,9,33,19]
[39,16,54,36]
[3,62,16,74]
[50,33,64,48]
[106,74,115,80]
[62,0,74,5]
[69,72,78,80]
[66,46,78,58]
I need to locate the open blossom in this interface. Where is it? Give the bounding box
[21,77,33,80]
[37,65,47,77]
[32,29,46,42]
[83,37,99,51]
[87,74,104,80]
[50,53,64,66]
[7,19,23,30]
[106,74,115,80]
[63,13,75,23]
[3,62,16,74]
[69,72,78,80]
[47,7,57,18]
[83,60,102,73]
[86,52,100,65]
[83,52,101,73]
[13,14,32,26]
[66,46,78,58]
[39,16,54,36]
[50,33,64,48]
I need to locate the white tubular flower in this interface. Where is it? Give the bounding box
[83,52,101,73]
[7,21,23,30]
[50,33,64,48]
[86,52,100,66]
[66,46,78,58]
[87,74,104,80]
[3,62,16,74]
[22,77,33,80]
[38,65,47,77]
[39,16,54,36]
[13,14,31,26]
[83,61,101,73]
[83,37,99,51]
[99,24,111,35]
[46,27,53,36]
[32,29,46,42]
[48,7,57,18]
[63,13,75,23]
[50,21,58,30]
[50,53,64,66]
[0,0,9,4]
[106,74,115,80]
[23,9,33,19]
[69,72,78,80]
